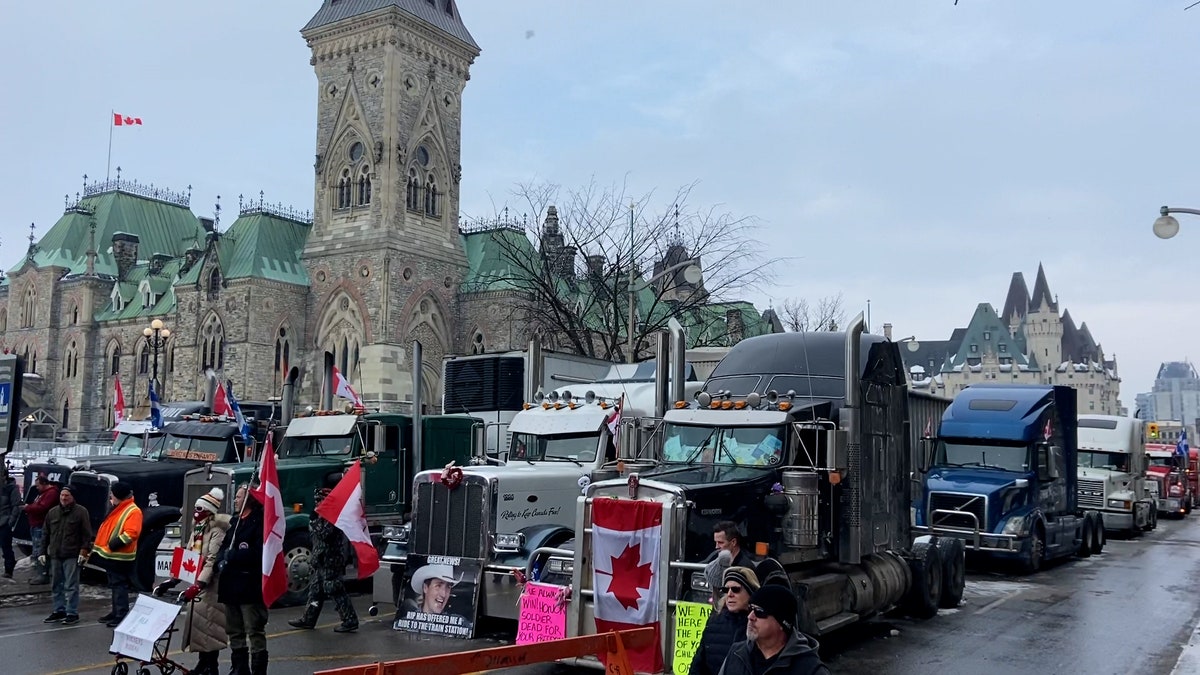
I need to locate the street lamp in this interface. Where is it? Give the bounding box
[142,318,171,388]
[627,259,703,363]
[1153,206,1200,239]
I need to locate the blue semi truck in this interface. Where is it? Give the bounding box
[914,384,1104,573]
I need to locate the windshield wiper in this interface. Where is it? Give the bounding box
[960,461,1005,470]
[546,456,583,467]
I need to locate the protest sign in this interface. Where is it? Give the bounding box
[393,554,482,638]
[109,594,182,662]
[672,601,712,674]
[516,582,567,644]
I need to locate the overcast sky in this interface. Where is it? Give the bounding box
[1,1,1198,404]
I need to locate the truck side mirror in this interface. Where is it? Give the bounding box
[919,437,934,474]
[1036,443,1060,481]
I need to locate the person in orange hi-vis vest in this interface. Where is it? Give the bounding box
[93,482,143,627]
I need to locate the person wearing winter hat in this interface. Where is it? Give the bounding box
[93,481,142,627]
[174,487,232,675]
[689,566,761,675]
[718,584,829,675]
[288,485,359,633]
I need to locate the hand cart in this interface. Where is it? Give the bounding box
[108,593,191,675]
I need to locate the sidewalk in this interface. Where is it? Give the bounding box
[0,557,52,601]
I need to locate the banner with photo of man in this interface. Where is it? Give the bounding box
[393,554,482,638]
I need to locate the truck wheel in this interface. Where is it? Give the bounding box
[1091,517,1105,555]
[1020,526,1044,574]
[1076,518,1092,558]
[903,541,942,619]
[935,537,965,608]
[276,529,313,608]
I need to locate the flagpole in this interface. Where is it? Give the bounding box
[107,110,114,181]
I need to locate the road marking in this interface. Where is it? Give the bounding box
[40,620,344,675]
[974,594,1014,615]
[1171,615,1200,675]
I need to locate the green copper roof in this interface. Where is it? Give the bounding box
[216,209,312,285]
[461,227,537,293]
[93,258,184,322]
[18,184,204,278]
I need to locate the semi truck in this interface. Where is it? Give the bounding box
[378,328,701,620]
[531,315,960,668]
[1076,415,1156,535]
[915,384,1105,573]
[1146,444,1191,518]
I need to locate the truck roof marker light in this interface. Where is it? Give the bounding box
[674,401,688,409]
[554,402,565,410]
[522,403,532,410]
[599,402,610,410]
[829,471,843,485]
[568,402,579,410]
[292,503,302,513]
[720,401,734,410]
[755,541,769,556]
[542,403,552,410]
[778,402,793,412]
[585,390,596,404]
[697,392,713,407]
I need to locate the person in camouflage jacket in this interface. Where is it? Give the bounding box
[287,487,358,633]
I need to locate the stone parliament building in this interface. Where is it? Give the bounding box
[0,0,778,439]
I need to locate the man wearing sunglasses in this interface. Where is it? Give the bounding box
[690,567,760,675]
[719,584,829,675]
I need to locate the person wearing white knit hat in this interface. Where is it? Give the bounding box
[176,487,231,675]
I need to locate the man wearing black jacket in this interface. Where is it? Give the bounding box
[719,584,829,675]
[216,484,268,675]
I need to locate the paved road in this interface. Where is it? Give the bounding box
[5,515,1200,674]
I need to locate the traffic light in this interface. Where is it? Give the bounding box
[1148,423,1159,439]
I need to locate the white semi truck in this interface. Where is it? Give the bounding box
[1076,414,1156,535]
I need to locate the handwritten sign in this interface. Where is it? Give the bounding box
[109,595,181,661]
[516,582,567,644]
[672,601,712,675]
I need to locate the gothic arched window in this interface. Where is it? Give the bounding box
[207,269,222,300]
[338,168,352,209]
[201,314,225,371]
[21,285,36,328]
[64,341,79,379]
[137,342,150,375]
[357,165,372,206]
[61,398,70,431]
[425,174,439,217]
[406,169,421,211]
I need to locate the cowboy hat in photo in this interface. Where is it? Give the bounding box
[410,563,463,594]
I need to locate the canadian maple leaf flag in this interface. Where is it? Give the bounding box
[169,547,201,585]
[112,378,126,440]
[212,380,234,417]
[592,498,663,673]
[332,366,363,407]
[315,460,380,579]
[250,434,288,606]
[605,397,622,448]
[113,113,143,126]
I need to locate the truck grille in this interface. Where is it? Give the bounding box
[929,492,987,531]
[411,478,488,559]
[1077,479,1105,509]
[68,473,112,533]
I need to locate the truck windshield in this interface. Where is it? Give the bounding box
[935,440,1029,472]
[509,432,597,462]
[1148,456,1184,470]
[661,423,784,466]
[284,434,356,457]
[113,433,161,457]
[1078,451,1130,471]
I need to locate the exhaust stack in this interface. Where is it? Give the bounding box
[203,370,218,414]
[669,318,686,405]
[839,311,865,565]
[654,332,669,419]
[281,366,300,426]
[412,341,424,484]
[322,352,334,411]
[525,339,542,402]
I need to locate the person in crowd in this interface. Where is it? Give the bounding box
[177,487,231,675]
[38,486,91,625]
[704,522,755,595]
[23,475,59,584]
[719,584,829,675]
[690,566,761,675]
[0,467,21,578]
[217,484,269,675]
[288,486,358,633]
[93,481,143,627]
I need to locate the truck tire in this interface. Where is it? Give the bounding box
[276,529,313,608]
[935,537,965,608]
[1076,517,1092,558]
[1091,517,1105,555]
[903,541,942,619]
[1020,525,1044,575]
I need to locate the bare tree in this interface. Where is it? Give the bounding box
[780,293,846,332]
[462,179,782,361]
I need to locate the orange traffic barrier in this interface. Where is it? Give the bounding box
[313,627,656,675]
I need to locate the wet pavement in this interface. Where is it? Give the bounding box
[3,515,1199,674]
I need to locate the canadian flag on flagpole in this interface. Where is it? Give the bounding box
[112,378,126,439]
[113,113,143,126]
[332,366,363,407]
[315,460,380,579]
[250,434,288,607]
[212,380,234,417]
[592,498,664,673]
[606,396,623,448]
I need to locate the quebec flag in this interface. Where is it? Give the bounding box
[225,382,253,444]
[1177,429,1190,458]
[149,380,163,429]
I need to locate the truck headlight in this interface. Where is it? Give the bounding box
[546,558,573,575]
[382,523,409,543]
[1002,516,1028,536]
[690,571,711,593]
[165,524,181,540]
[1107,499,1132,510]
[494,533,525,552]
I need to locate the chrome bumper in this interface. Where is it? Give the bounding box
[914,509,1022,553]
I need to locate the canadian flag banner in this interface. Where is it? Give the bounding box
[592,498,664,673]
[212,380,234,417]
[113,378,126,439]
[315,460,380,579]
[332,366,363,407]
[169,547,202,585]
[113,112,143,126]
[606,397,622,448]
[251,434,288,606]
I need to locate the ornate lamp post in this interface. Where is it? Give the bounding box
[142,318,170,388]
